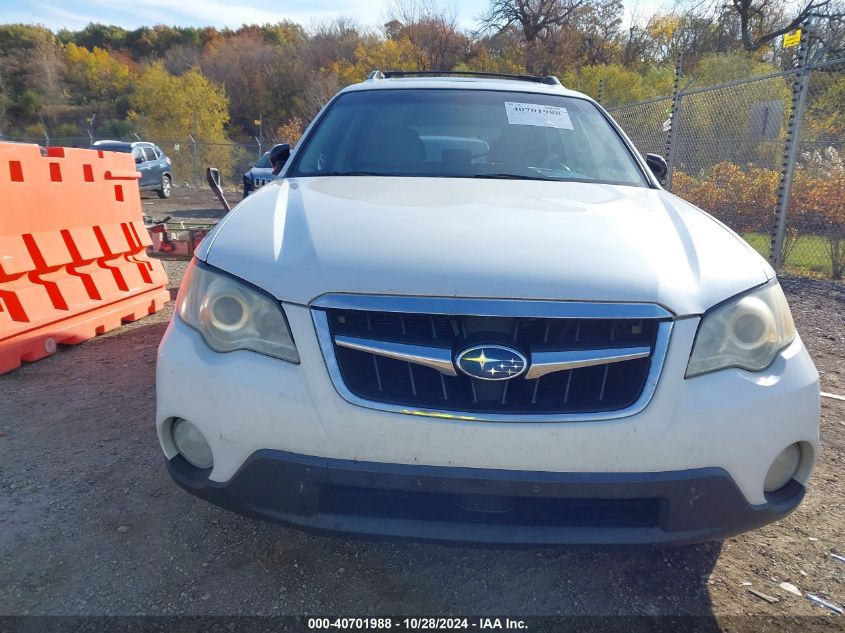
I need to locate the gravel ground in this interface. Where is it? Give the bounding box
[1,189,844,623]
[140,185,230,224]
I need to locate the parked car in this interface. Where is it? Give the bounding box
[242,151,273,198]
[156,71,819,546]
[242,143,289,198]
[92,140,172,198]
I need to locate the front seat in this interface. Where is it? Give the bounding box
[359,127,425,171]
[488,126,551,167]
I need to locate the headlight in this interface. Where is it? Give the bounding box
[686,281,796,377]
[176,261,299,363]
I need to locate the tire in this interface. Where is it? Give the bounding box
[157,174,172,199]
[243,184,252,199]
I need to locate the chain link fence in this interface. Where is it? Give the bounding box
[609,96,674,161]
[608,51,845,280]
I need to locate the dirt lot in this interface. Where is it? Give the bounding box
[1,188,844,625]
[139,185,230,224]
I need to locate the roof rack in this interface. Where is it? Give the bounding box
[367,70,562,86]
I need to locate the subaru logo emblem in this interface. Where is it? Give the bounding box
[456,345,528,381]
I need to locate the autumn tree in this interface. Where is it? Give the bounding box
[465,30,527,72]
[328,35,420,86]
[65,43,130,101]
[129,62,231,181]
[804,74,845,142]
[309,18,368,70]
[59,23,128,51]
[201,32,276,127]
[480,0,589,73]
[575,0,624,65]
[263,21,308,46]
[386,1,470,69]
[562,63,674,105]
[721,0,843,52]
[0,25,65,129]
[162,44,202,75]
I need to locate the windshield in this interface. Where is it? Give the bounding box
[255,152,272,168]
[291,89,648,186]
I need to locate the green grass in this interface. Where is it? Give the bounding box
[742,232,835,278]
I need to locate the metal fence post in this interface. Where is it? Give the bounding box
[771,24,811,268]
[598,78,605,106]
[189,134,198,188]
[664,57,683,190]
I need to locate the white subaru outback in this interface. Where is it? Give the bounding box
[156,71,820,546]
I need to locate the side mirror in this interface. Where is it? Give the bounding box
[269,143,291,175]
[645,153,668,180]
[135,155,143,164]
[207,167,222,189]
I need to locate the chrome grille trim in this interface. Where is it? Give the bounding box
[336,334,651,380]
[311,294,674,320]
[311,295,674,423]
[524,346,652,379]
[335,335,458,376]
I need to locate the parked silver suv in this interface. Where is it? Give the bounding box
[92,140,172,198]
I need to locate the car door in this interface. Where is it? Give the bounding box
[148,147,165,183]
[133,147,152,187]
[142,147,162,186]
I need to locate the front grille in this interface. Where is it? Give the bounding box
[318,305,670,416]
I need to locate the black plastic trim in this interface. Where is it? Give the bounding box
[167,450,804,547]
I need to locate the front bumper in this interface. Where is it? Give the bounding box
[168,449,805,546]
[157,303,820,543]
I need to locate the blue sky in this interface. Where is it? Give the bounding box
[2,0,494,31]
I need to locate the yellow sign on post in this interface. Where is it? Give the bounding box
[783,29,801,48]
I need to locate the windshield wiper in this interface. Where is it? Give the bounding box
[310,171,560,181]
[472,173,558,181]
[315,171,407,177]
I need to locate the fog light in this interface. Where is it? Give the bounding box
[764,444,801,492]
[172,419,213,470]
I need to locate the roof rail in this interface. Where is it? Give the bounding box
[368,70,562,86]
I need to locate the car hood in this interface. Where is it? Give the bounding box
[202,176,773,316]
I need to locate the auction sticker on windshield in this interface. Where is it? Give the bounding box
[505,102,574,129]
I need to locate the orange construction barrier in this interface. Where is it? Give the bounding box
[0,143,170,374]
